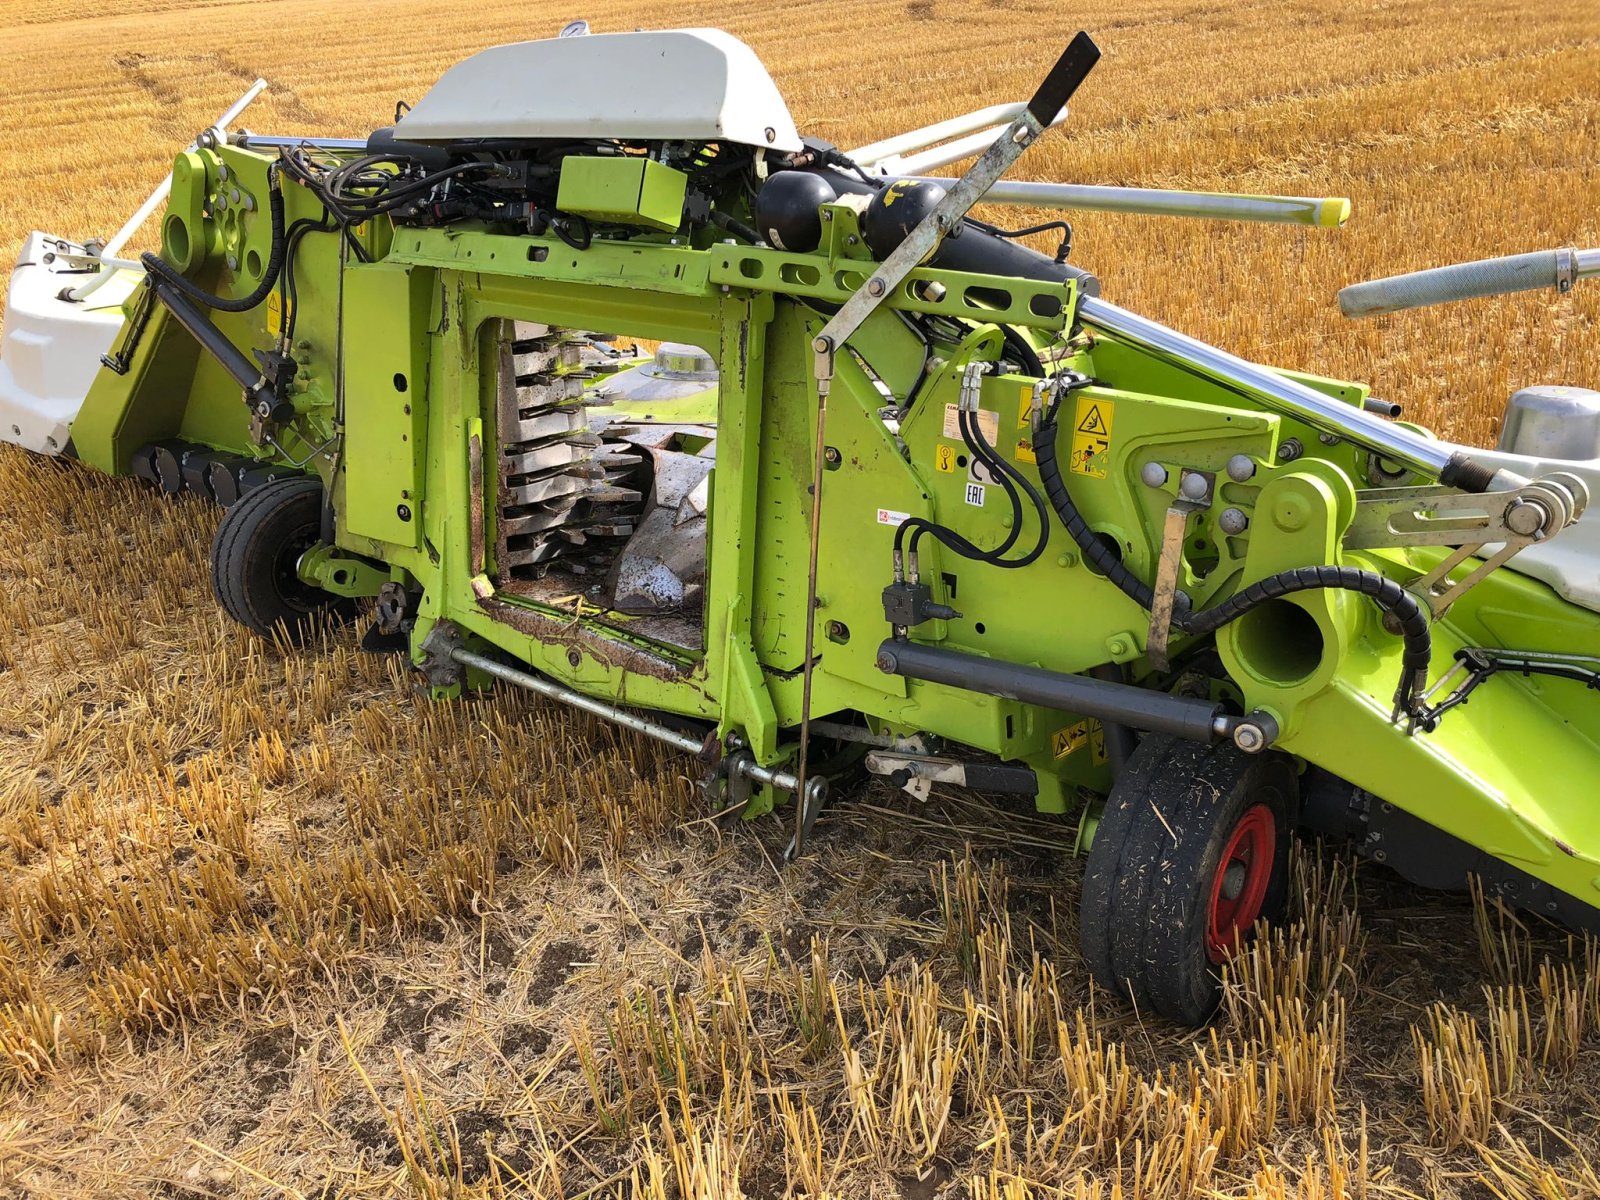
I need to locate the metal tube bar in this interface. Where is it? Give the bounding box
[101,78,267,259]
[234,134,370,151]
[1339,246,1600,318]
[883,112,1069,176]
[1076,294,1521,487]
[920,178,1351,227]
[847,103,1028,166]
[450,647,804,794]
[876,638,1230,743]
[451,646,704,754]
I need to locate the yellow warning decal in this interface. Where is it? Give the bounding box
[934,443,958,473]
[1069,394,1114,479]
[1052,718,1108,764]
[265,289,287,336]
[1015,386,1038,464]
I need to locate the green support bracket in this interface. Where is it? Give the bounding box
[298,545,390,598]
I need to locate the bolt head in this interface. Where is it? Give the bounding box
[867,278,886,297]
[1233,723,1266,754]
[1140,461,1168,489]
[1226,454,1256,482]
[1179,471,1210,501]
[1504,497,1549,538]
[1218,507,1250,535]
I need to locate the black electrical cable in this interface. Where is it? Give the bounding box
[140,164,287,314]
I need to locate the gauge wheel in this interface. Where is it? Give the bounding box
[210,476,356,642]
[1079,733,1298,1025]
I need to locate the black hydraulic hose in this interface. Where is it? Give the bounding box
[1032,413,1433,712]
[141,166,287,314]
[946,405,1023,559]
[1181,566,1431,683]
[1034,413,1162,611]
[960,401,1050,567]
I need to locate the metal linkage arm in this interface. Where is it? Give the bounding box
[813,31,1102,367]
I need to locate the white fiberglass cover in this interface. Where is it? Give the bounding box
[0,233,140,456]
[395,29,802,151]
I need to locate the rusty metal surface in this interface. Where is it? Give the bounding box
[477,592,700,680]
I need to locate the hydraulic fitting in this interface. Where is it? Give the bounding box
[882,580,962,628]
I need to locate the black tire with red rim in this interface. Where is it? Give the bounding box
[1079,733,1298,1025]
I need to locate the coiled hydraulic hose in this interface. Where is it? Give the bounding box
[1032,408,1433,716]
[141,164,287,314]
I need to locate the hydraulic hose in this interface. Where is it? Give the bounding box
[1032,412,1433,714]
[141,165,287,314]
[960,399,1050,567]
[1034,412,1164,612]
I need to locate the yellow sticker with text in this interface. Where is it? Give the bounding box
[1052,718,1107,764]
[265,289,286,336]
[934,443,957,473]
[1015,386,1038,464]
[1069,394,1114,478]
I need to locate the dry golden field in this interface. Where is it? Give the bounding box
[1,0,1600,1197]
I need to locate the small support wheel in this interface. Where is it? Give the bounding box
[210,476,356,642]
[1079,733,1297,1025]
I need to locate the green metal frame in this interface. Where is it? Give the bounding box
[64,140,1600,913]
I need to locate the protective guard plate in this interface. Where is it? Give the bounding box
[394,29,803,151]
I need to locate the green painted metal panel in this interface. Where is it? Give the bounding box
[555,156,688,232]
[341,263,433,547]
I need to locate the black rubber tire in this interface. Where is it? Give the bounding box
[1079,734,1298,1025]
[210,476,355,642]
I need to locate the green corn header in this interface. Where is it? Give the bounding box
[4,25,1599,1024]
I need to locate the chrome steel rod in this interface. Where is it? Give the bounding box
[921,178,1351,227]
[450,647,803,794]
[451,646,704,753]
[233,134,369,151]
[847,103,1029,166]
[1076,295,1522,487]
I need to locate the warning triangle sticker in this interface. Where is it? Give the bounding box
[1076,404,1109,436]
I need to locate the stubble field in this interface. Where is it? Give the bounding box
[1,0,1599,1197]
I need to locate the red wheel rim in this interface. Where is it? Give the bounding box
[1205,804,1276,963]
